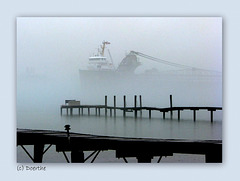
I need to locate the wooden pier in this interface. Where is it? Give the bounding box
[17,128,222,163]
[60,95,222,122]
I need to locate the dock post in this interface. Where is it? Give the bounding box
[70,108,73,115]
[71,149,84,163]
[98,108,101,116]
[163,112,165,119]
[78,108,80,115]
[205,144,222,163]
[81,108,83,115]
[61,107,62,116]
[123,95,126,117]
[88,108,90,116]
[137,155,152,163]
[210,110,213,122]
[193,110,196,121]
[114,95,116,117]
[67,108,69,115]
[139,95,142,117]
[170,95,173,119]
[134,95,137,118]
[33,144,44,163]
[110,109,112,117]
[95,107,97,116]
[149,110,152,119]
[105,96,107,116]
[178,110,180,120]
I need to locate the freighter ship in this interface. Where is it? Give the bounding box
[78,41,221,99]
[79,41,141,76]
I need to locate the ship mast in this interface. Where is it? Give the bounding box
[100,41,110,56]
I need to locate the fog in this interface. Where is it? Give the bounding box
[17,17,222,118]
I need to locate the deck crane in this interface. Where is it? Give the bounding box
[100,41,110,56]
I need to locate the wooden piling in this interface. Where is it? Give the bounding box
[78,108,80,115]
[163,112,165,119]
[211,110,213,122]
[193,110,196,121]
[170,95,173,119]
[98,108,101,116]
[71,149,84,163]
[149,110,152,119]
[88,108,90,116]
[137,155,152,163]
[110,109,112,117]
[178,110,180,120]
[34,144,44,163]
[95,108,97,116]
[139,95,142,117]
[81,108,83,115]
[105,96,107,116]
[134,95,137,118]
[114,95,116,117]
[205,145,222,163]
[123,95,126,117]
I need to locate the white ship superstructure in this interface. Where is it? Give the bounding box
[87,41,115,71]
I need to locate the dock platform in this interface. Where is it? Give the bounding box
[60,95,222,122]
[17,128,222,163]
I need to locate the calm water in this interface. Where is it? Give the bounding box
[17,108,222,140]
[17,72,222,162]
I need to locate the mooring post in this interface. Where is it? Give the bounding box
[81,108,83,115]
[105,95,107,116]
[98,108,101,116]
[88,108,90,116]
[71,149,84,163]
[193,110,196,121]
[178,110,180,120]
[110,108,112,117]
[78,108,80,115]
[33,144,44,163]
[137,155,152,163]
[149,110,152,119]
[170,95,173,119]
[67,108,69,115]
[123,95,126,117]
[114,95,116,117]
[211,110,213,122]
[163,112,165,119]
[95,107,97,116]
[70,108,73,115]
[134,95,137,118]
[60,107,63,116]
[139,95,142,117]
[205,144,222,163]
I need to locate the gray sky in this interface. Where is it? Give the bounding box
[17,17,222,77]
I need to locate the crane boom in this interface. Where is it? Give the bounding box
[130,51,193,69]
